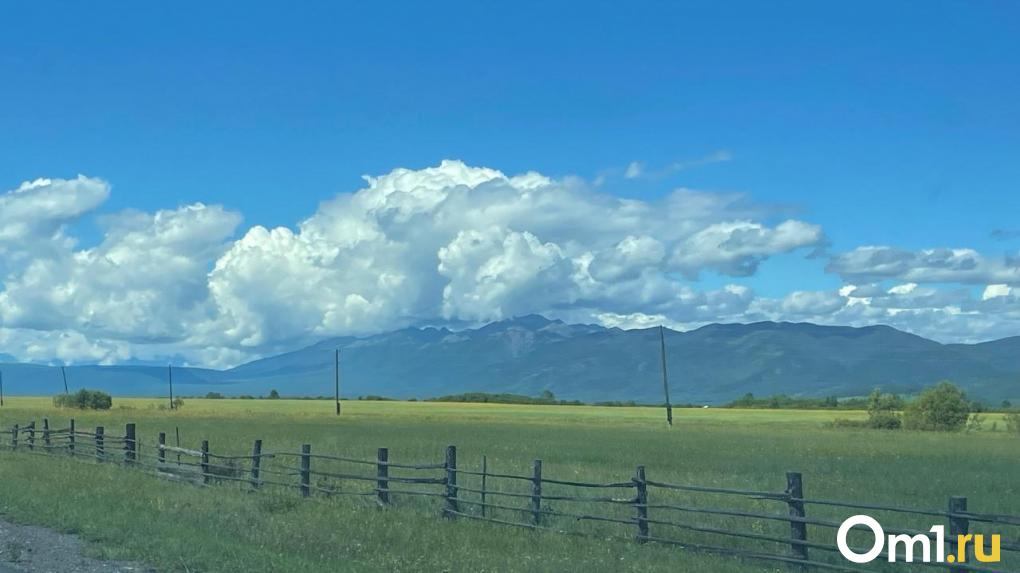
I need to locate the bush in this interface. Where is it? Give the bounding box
[868,411,903,430]
[966,413,985,432]
[1005,412,1020,435]
[205,392,225,399]
[53,389,113,410]
[903,381,970,432]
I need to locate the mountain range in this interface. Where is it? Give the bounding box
[1,316,1018,404]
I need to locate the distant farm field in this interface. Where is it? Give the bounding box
[0,398,1017,572]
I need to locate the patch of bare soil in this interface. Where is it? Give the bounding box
[0,519,155,573]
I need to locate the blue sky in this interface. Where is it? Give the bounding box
[1,2,1019,366]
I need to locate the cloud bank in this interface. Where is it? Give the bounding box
[1,160,1018,367]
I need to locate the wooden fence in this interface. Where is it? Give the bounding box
[2,418,1018,573]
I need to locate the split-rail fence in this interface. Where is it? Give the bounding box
[2,418,1018,573]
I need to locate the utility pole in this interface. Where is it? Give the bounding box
[61,366,69,394]
[335,348,342,415]
[0,369,5,407]
[168,364,175,410]
[659,325,673,427]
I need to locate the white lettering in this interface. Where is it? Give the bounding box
[838,515,885,564]
[888,533,931,562]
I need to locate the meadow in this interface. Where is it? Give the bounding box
[0,397,1017,572]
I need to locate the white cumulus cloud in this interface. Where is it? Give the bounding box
[827,246,1020,285]
[5,160,1017,366]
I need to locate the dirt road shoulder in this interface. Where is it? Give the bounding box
[0,518,154,573]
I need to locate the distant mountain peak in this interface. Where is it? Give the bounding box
[3,317,1018,404]
[478,314,561,333]
[505,314,560,327]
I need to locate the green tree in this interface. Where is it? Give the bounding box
[268,389,281,400]
[903,381,970,432]
[865,388,902,429]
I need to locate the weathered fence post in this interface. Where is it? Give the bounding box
[635,465,649,542]
[300,444,311,498]
[95,426,105,461]
[68,419,75,456]
[249,439,262,489]
[157,432,166,465]
[124,423,136,465]
[481,455,488,518]
[11,424,18,450]
[531,459,543,527]
[200,440,210,485]
[949,496,969,573]
[26,421,35,450]
[443,445,458,518]
[377,447,390,505]
[42,418,51,449]
[786,471,808,567]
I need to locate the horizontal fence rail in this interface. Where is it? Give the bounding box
[2,418,1017,573]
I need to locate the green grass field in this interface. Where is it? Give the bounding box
[0,397,1017,572]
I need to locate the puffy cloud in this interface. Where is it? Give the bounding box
[0,327,131,366]
[983,284,1014,300]
[778,290,846,316]
[198,160,823,356]
[0,176,110,265]
[827,246,1020,285]
[0,176,242,363]
[588,236,666,282]
[671,220,824,278]
[748,282,1020,343]
[438,228,571,321]
[589,284,755,331]
[8,160,1018,367]
[0,203,241,342]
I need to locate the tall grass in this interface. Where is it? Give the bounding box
[0,397,1017,572]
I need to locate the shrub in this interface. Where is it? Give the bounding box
[53,389,113,410]
[903,381,970,432]
[868,411,903,430]
[1005,412,1020,435]
[966,414,985,432]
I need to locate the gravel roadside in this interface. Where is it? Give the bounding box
[0,519,154,573]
